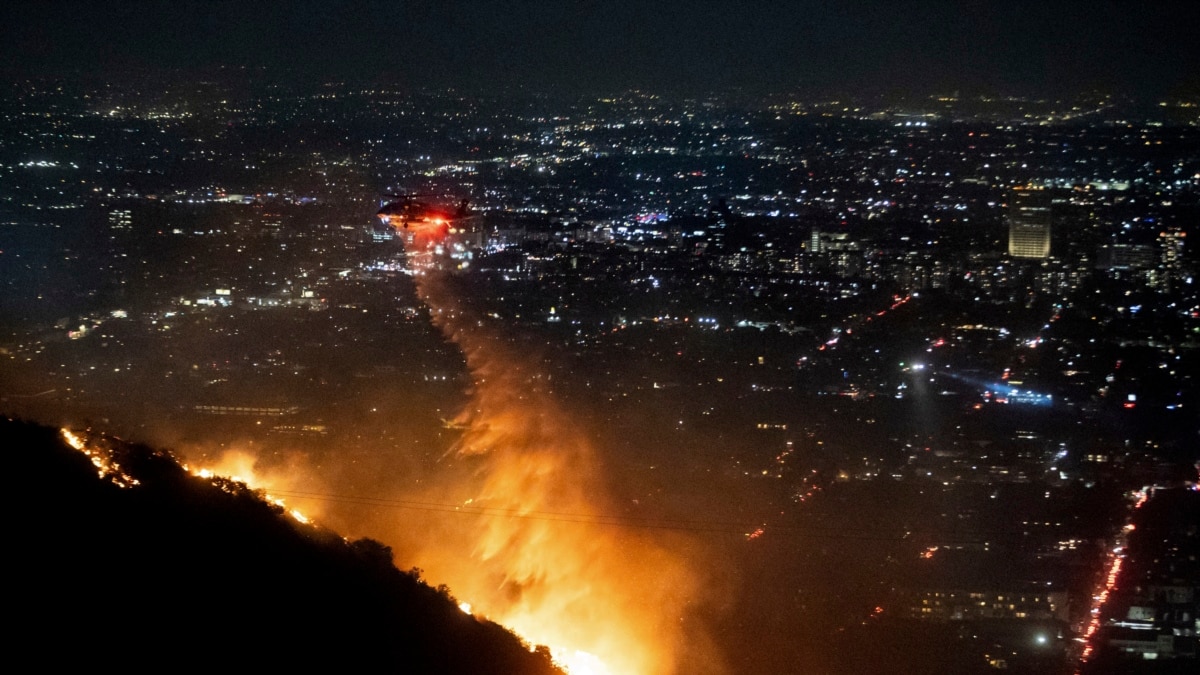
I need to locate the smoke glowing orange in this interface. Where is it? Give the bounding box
[115,214,720,675]
[386,226,717,675]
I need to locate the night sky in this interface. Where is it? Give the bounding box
[3,1,1199,97]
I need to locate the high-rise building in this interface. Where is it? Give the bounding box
[1157,227,1186,290]
[1007,187,1052,259]
[107,208,132,232]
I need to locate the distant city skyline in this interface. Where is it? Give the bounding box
[1,58,1196,675]
[3,1,1199,98]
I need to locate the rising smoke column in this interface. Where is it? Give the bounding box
[398,250,719,675]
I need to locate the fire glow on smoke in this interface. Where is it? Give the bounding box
[58,216,715,675]
[389,232,710,675]
[62,376,690,674]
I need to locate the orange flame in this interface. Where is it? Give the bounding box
[365,220,721,675]
[196,447,328,524]
[59,428,316,526]
[401,271,715,675]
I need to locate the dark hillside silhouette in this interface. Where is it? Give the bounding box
[3,417,562,674]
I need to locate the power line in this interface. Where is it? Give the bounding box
[267,487,1008,543]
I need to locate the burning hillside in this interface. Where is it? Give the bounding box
[4,417,563,674]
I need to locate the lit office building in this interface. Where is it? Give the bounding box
[1008,187,1052,259]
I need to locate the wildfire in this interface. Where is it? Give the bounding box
[60,427,140,488]
[375,220,714,675]
[61,213,719,675]
[60,427,315,527]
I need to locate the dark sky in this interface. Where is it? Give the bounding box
[2,0,1198,97]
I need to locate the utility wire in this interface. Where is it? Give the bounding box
[267,487,1014,543]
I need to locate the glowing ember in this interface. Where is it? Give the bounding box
[61,428,85,451]
[60,427,140,487]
